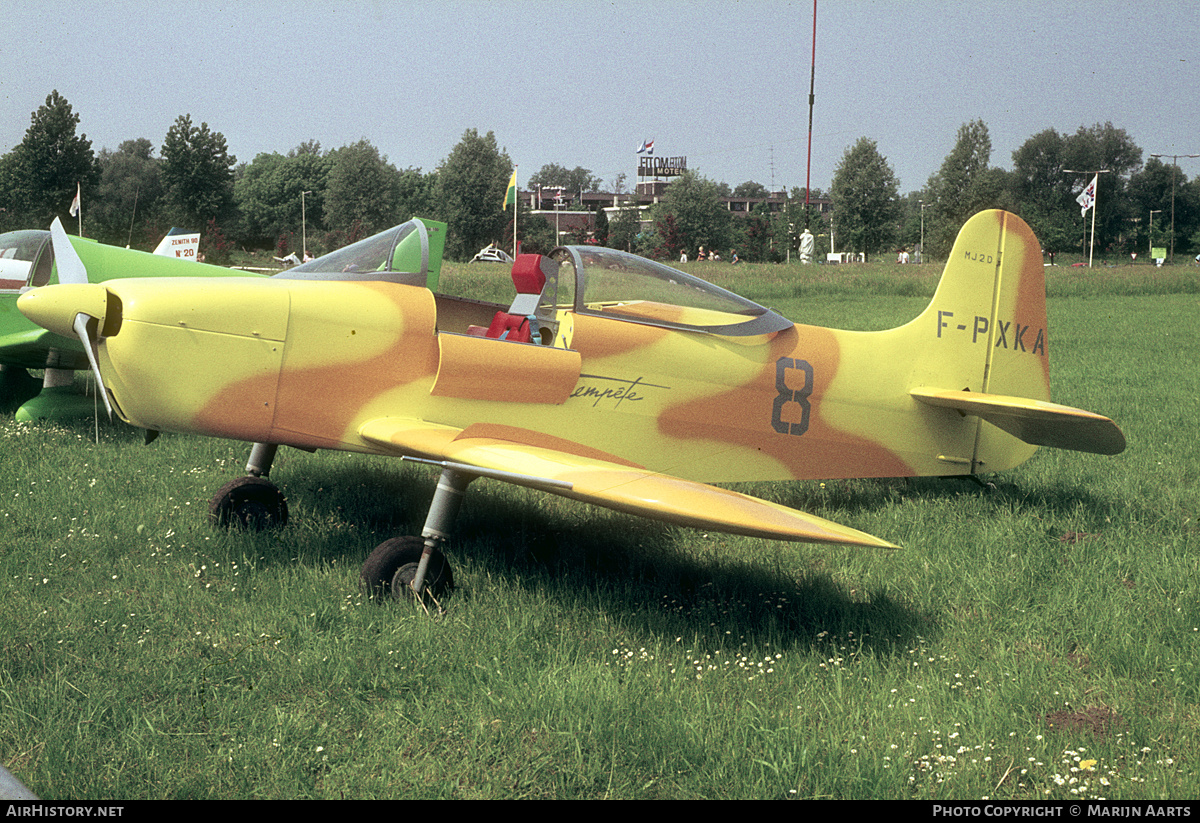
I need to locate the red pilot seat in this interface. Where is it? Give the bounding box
[477,254,547,343]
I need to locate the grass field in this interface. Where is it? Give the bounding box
[2,259,1198,799]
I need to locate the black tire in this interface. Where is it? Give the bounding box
[360,536,454,601]
[208,476,289,531]
[0,367,40,413]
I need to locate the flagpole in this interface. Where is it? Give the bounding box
[1088,194,1097,268]
[804,0,816,231]
[504,167,519,257]
[127,185,140,248]
[1065,169,1110,268]
[69,182,83,236]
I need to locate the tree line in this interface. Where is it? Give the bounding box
[832,119,1199,263]
[0,92,514,262]
[510,120,1200,266]
[3,92,1193,266]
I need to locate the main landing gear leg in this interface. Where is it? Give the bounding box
[246,442,279,477]
[411,467,473,597]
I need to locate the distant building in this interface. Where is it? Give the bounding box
[521,181,833,243]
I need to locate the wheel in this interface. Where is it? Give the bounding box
[0,367,41,414]
[360,536,454,601]
[208,476,289,531]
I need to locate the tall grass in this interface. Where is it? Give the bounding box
[1,267,1196,799]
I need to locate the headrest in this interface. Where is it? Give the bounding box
[511,254,547,295]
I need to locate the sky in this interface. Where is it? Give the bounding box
[4,0,1199,195]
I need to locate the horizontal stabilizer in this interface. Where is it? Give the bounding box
[910,388,1126,456]
[360,417,897,548]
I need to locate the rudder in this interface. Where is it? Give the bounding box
[907,210,1052,472]
[910,210,1050,400]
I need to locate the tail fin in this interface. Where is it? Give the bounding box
[910,209,1050,402]
[152,228,200,259]
[904,210,1123,469]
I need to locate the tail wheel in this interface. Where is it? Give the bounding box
[208,476,289,531]
[360,536,454,601]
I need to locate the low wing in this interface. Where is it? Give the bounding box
[0,327,87,370]
[910,387,1126,456]
[359,417,897,548]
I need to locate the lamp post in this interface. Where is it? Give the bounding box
[548,186,566,246]
[785,194,791,264]
[919,200,926,264]
[1149,209,1162,263]
[1148,153,1199,263]
[1063,169,1110,267]
[301,190,312,259]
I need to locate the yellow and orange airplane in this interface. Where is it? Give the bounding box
[19,210,1124,602]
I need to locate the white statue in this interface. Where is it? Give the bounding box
[799,228,814,264]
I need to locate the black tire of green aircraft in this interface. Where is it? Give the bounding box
[0,367,40,413]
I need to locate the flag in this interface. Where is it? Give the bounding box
[503,169,517,210]
[637,139,655,155]
[69,183,81,217]
[1076,174,1097,216]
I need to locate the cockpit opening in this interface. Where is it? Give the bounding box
[277,218,790,348]
[550,245,791,337]
[0,230,54,290]
[278,219,444,289]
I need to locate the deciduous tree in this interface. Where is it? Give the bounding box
[735,209,774,262]
[653,214,686,260]
[649,170,732,259]
[161,114,236,229]
[91,138,163,248]
[506,197,556,256]
[1010,128,1078,256]
[1010,123,1143,258]
[527,163,601,198]
[606,197,642,253]
[733,180,770,199]
[322,139,409,243]
[1061,122,1142,254]
[924,120,1008,256]
[235,145,332,250]
[830,137,899,256]
[0,91,97,231]
[433,129,512,260]
[1128,155,1195,258]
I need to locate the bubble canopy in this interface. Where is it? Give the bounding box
[279,219,438,288]
[550,245,791,337]
[0,230,53,289]
[275,221,790,337]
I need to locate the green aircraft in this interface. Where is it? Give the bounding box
[0,223,253,420]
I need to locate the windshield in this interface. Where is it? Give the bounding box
[550,245,791,336]
[279,218,442,289]
[0,230,53,290]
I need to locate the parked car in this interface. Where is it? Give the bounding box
[470,245,514,264]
